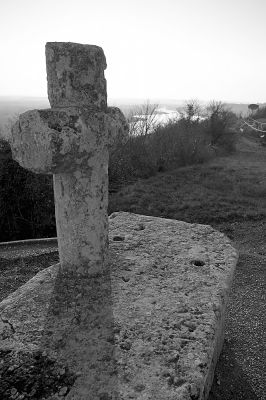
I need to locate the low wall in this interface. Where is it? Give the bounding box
[0,237,58,247]
[0,212,238,400]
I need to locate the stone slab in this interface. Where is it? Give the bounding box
[0,212,238,400]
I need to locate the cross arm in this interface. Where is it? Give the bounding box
[11,107,128,175]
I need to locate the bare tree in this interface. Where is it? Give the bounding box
[206,101,237,145]
[127,102,159,136]
[248,103,259,115]
[182,99,202,121]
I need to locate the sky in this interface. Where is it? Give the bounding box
[1,0,266,103]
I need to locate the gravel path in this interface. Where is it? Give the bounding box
[209,220,266,400]
[0,243,59,302]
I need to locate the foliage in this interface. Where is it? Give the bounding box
[181,99,203,121]
[0,100,238,241]
[204,101,238,152]
[0,138,56,241]
[110,101,238,189]
[248,103,259,113]
[252,105,266,120]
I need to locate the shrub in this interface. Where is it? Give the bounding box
[204,101,238,153]
[0,138,56,241]
[109,132,157,189]
[0,100,239,241]
[109,101,239,189]
[109,113,214,188]
[252,105,266,120]
[148,119,208,169]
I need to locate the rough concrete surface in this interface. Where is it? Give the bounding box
[0,212,238,400]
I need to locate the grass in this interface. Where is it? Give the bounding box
[109,104,238,189]
[109,150,266,230]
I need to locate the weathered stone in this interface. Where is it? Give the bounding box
[11,107,126,174]
[4,41,237,399]
[10,42,128,273]
[46,42,107,109]
[0,213,238,400]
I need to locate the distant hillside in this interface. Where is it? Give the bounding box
[111,99,266,117]
[0,96,49,126]
[225,103,261,117]
[0,97,49,139]
[1,96,265,138]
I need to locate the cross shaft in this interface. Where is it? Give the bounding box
[11,42,128,275]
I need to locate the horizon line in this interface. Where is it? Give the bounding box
[0,95,265,105]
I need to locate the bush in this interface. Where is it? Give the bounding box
[109,133,157,188]
[109,101,238,189]
[150,118,211,169]
[252,105,266,120]
[204,101,238,153]
[0,138,56,241]
[109,115,213,188]
[0,100,239,241]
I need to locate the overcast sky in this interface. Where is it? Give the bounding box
[1,0,265,103]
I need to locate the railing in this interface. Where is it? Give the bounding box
[240,117,266,134]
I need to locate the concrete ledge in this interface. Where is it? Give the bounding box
[0,212,238,400]
[0,237,58,247]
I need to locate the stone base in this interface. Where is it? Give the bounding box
[0,212,238,400]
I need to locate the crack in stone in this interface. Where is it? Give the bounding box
[1,316,15,333]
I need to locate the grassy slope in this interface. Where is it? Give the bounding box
[109,146,266,228]
[109,134,266,400]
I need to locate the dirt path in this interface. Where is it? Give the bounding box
[0,243,58,302]
[208,140,266,399]
[209,219,266,400]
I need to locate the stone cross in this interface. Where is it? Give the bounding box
[11,42,128,276]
